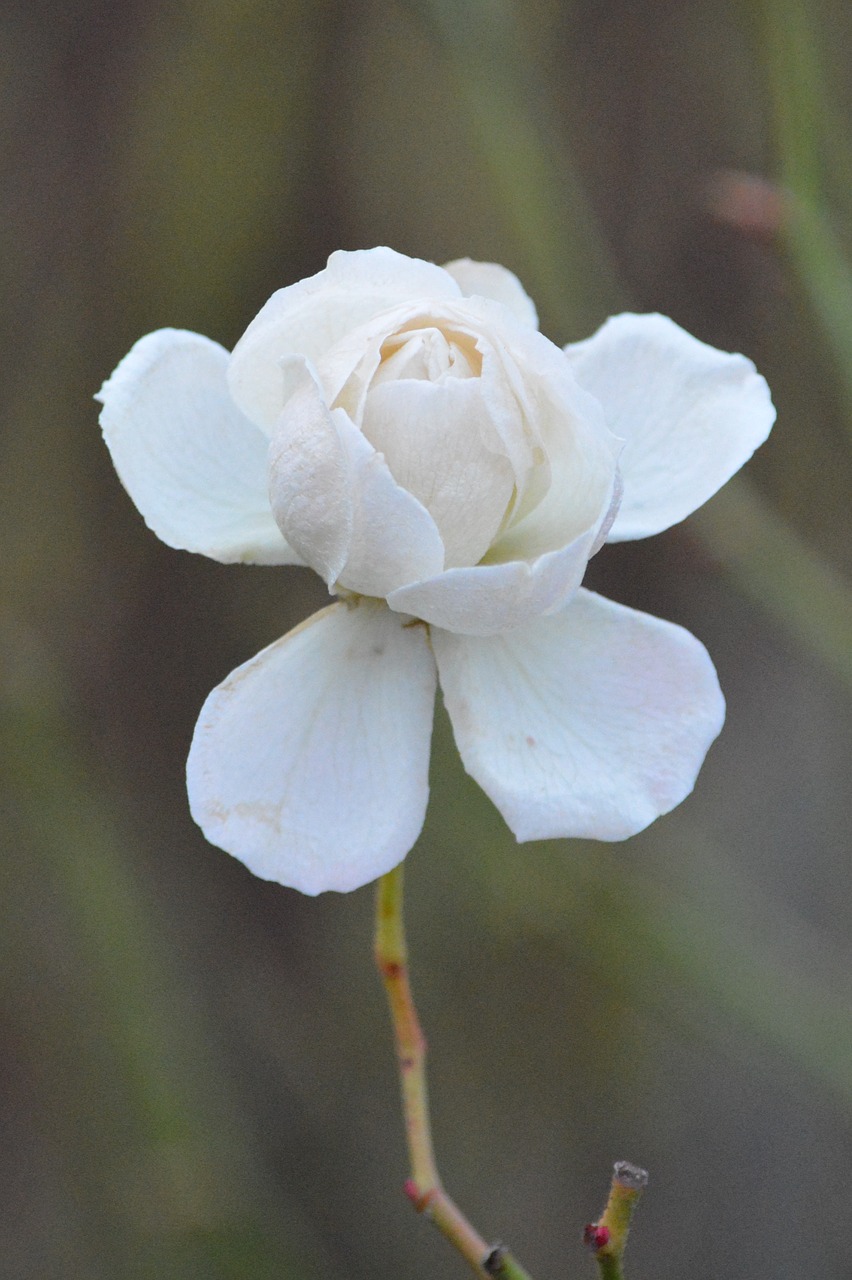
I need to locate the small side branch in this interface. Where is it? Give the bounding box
[583,1162,648,1280]
[374,864,534,1280]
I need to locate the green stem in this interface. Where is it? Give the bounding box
[585,1163,647,1280]
[374,864,535,1280]
[595,1260,623,1280]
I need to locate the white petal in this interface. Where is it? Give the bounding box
[266,365,353,585]
[433,588,725,840]
[268,368,445,595]
[187,601,437,895]
[228,248,462,431]
[472,304,622,563]
[386,526,597,635]
[97,329,299,565]
[362,374,516,567]
[565,313,775,541]
[443,258,539,329]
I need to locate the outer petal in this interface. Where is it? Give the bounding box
[443,258,539,329]
[386,526,599,635]
[187,601,437,895]
[97,329,299,565]
[565,313,775,541]
[433,588,725,840]
[268,367,446,595]
[228,248,462,432]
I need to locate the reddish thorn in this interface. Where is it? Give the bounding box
[403,1181,437,1213]
[583,1223,611,1251]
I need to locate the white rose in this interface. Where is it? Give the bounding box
[98,247,774,894]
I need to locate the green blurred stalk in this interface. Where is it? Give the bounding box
[407,0,623,331]
[758,0,852,438]
[488,825,852,1113]
[691,475,852,696]
[759,0,823,203]
[784,197,852,429]
[633,834,852,1110]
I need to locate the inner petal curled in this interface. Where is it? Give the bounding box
[361,365,517,568]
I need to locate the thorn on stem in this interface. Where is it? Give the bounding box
[582,1223,611,1252]
[403,1179,436,1213]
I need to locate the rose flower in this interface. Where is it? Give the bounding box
[98,248,774,893]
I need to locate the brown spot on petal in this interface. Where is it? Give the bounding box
[232,801,284,833]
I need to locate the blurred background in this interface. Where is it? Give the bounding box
[2,0,852,1276]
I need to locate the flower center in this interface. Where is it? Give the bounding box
[358,322,515,569]
[372,325,482,387]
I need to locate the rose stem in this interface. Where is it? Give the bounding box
[583,1161,649,1280]
[374,863,535,1280]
